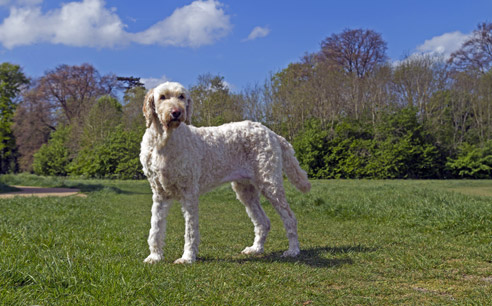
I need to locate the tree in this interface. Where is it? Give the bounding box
[116,76,144,91]
[371,107,442,179]
[292,119,330,178]
[363,64,394,127]
[446,22,492,147]
[37,63,117,126]
[268,61,313,139]
[446,141,492,178]
[271,54,347,134]
[189,74,243,126]
[32,126,72,176]
[239,83,269,124]
[82,95,123,147]
[69,126,144,179]
[68,94,144,179]
[0,63,29,173]
[393,54,448,120]
[319,29,388,121]
[320,28,388,78]
[12,90,53,172]
[122,86,146,132]
[449,22,492,73]
[13,64,119,171]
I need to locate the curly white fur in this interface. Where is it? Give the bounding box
[140,82,311,264]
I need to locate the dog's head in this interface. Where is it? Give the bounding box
[143,82,193,130]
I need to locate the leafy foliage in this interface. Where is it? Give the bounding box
[32,94,145,179]
[371,107,442,179]
[0,63,29,174]
[32,126,72,176]
[292,120,330,178]
[70,126,144,179]
[294,108,443,179]
[9,24,492,179]
[189,74,243,126]
[446,141,492,178]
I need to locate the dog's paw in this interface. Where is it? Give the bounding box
[144,253,163,264]
[281,248,300,258]
[173,257,194,264]
[241,246,264,255]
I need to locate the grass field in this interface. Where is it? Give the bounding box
[1,174,492,305]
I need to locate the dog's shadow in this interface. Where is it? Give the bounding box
[199,245,376,268]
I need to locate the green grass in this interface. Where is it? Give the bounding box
[1,174,492,305]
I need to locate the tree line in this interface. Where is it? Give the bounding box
[1,23,492,179]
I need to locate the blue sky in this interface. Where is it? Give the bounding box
[0,0,491,91]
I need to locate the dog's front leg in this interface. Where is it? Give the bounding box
[174,197,200,264]
[144,195,172,264]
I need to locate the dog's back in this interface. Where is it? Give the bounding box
[192,121,311,193]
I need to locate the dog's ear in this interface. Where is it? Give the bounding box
[185,96,193,125]
[143,88,156,128]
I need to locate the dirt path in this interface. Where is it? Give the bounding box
[0,186,86,198]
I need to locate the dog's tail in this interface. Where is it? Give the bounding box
[277,135,311,193]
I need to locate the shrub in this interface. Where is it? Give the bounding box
[292,108,443,179]
[446,141,492,178]
[370,108,442,179]
[69,126,144,179]
[292,120,330,178]
[32,126,72,176]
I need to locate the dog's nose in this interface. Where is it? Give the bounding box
[171,110,181,119]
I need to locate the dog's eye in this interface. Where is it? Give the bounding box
[178,94,185,100]
[160,95,166,100]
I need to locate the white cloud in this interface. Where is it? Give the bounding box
[243,26,270,41]
[52,0,128,48]
[141,75,171,89]
[417,31,470,58]
[0,0,128,48]
[133,0,231,47]
[0,0,232,49]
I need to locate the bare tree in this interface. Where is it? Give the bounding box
[240,83,268,123]
[12,64,118,171]
[122,86,146,131]
[82,95,123,148]
[37,63,117,126]
[298,53,345,130]
[318,29,388,120]
[189,74,243,126]
[320,28,388,78]
[393,54,449,119]
[364,64,394,126]
[449,22,492,73]
[12,93,53,172]
[268,61,314,139]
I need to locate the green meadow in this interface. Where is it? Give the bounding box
[1,174,492,305]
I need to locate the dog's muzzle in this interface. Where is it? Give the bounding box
[171,110,181,120]
[166,108,184,129]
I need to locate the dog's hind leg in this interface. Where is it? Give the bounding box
[232,181,271,255]
[144,193,172,263]
[260,180,300,257]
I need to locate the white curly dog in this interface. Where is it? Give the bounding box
[140,82,311,264]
